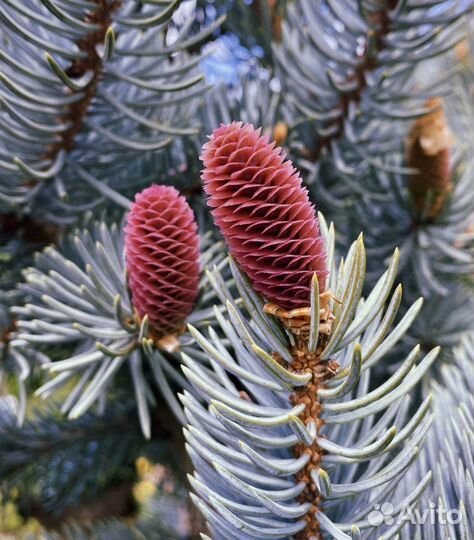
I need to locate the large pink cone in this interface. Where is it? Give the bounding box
[201,122,327,310]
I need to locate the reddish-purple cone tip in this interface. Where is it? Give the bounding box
[125,185,200,338]
[201,122,327,310]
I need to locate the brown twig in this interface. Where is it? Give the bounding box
[44,1,121,162]
[300,5,396,161]
[264,295,338,539]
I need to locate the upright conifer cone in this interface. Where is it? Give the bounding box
[125,185,200,339]
[407,97,454,222]
[201,122,327,310]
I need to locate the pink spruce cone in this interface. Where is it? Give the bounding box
[125,185,200,338]
[201,122,327,310]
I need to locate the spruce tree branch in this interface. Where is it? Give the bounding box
[43,1,121,161]
[301,4,413,160]
[0,399,147,482]
[0,395,188,521]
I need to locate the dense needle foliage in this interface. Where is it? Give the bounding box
[0,1,474,539]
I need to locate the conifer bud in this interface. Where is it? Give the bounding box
[201,122,327,310]
[407,97,454,222]
[273,121,288,146]
[125,185,200,338]
[268,0,282,42]
[455,39,470,64]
